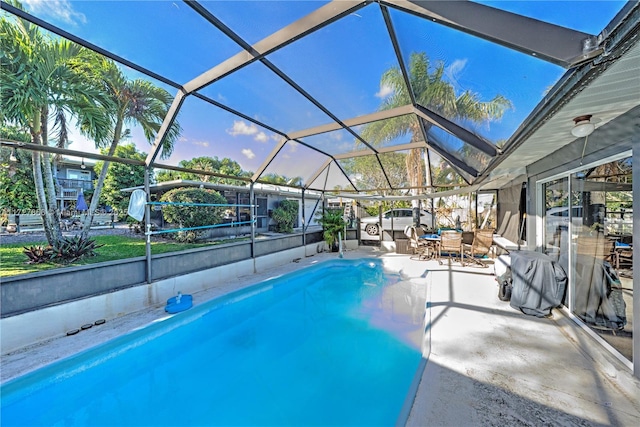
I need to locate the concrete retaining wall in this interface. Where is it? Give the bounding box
[1,231,326,318]
[0,243,325,354]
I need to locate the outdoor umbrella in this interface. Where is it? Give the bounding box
[76,190,88,211]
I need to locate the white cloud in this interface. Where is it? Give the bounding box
[375,83,393,98]
[192,140,210,148]
[445,59,467,89]
[287,140,299,153]
[241,149,255,159]
[23,0,86,25]
[227,120,258,137]
[227,120,270,143]
[254,132,268,143]
[178,136,188,143]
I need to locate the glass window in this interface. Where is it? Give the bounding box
[542,177,569,266]
[66,169,91,181]
[543,157,633,363]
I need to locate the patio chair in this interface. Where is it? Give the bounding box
[438,230,465,266]
[576,233,616,264]
[463,228,495,267]
[614,242,632,270]
[407,226,430,260]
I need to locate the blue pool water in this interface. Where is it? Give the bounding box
[1,259,425,426]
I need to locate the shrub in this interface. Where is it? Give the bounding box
[23,245,55,264]
[24,236,104,264]
[160,188,227,242]
[271,199,299,233]
[315,208,346,250]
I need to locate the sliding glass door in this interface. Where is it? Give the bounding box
[541,156,633,363]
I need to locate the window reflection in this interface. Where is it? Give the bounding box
[542,177,569,268]
[544,157,632,362]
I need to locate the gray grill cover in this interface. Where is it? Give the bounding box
[509,251,567,317]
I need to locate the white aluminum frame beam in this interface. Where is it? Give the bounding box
[288,105,414,140]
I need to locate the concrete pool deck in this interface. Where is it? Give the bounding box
[403,258,640,426]
[2,247,639,425]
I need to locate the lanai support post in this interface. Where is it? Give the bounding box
[302,189,306,247]
[144,166,152,284]
[633,136,639,378]
[250,182,256,273]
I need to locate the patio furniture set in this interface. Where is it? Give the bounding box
[404,226,495,267]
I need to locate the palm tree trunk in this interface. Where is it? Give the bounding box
[81,116,123,238]
[31,149,52,244]
[423,148,434,228]
[40,107,63,242]
[29,111,61,245]
[407,147,424,226]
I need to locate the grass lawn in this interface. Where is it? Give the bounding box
[0,235,212,278]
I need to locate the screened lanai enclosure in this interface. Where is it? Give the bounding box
[1,0,636,195]
[1,1,639,374]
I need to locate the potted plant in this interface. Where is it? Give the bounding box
[315,208,346,252]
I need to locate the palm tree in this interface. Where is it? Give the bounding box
[1,8,111,246]
[80,60,181,237]
[362,52,511,215]
[259,173,303,186]
[160,156,251,184]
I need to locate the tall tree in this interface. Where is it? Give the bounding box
[80,60,181,236]
[342,153,407,192]
[361,52,511,221]
[156,156,251,185]
[1,6,111,245]
[0,125,36,211]
[259,173,302,186]
[0,147,37,212]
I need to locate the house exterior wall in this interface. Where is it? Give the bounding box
[526,108,637,252]
[525,107,638,376]
[55,162,95,211]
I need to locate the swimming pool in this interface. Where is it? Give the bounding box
[1,259,426,426]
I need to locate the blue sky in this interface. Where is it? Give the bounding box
[16,0,628,178]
